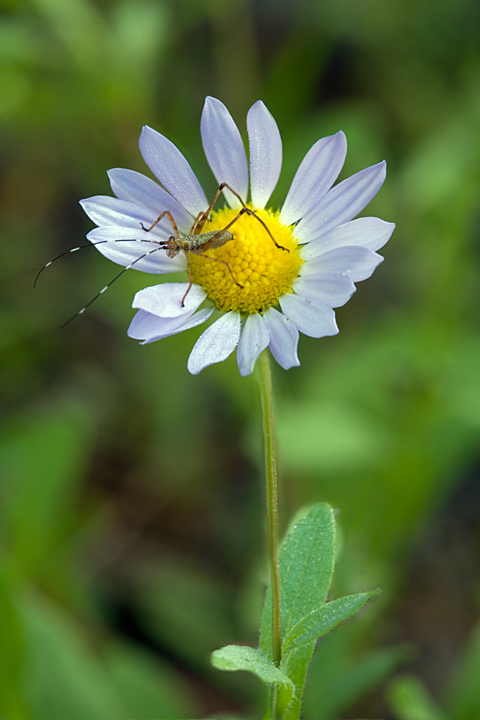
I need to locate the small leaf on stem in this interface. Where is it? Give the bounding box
[282,589,381,655]
[211,645,294,690]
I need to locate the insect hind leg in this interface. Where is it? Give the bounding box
[189,183,289,254]
[244,208,289,252]
[216,204,289,252]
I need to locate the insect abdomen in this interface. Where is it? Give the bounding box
[188,230,234,251]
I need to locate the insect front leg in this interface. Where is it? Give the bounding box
[180,249,194,307]
[191,182,248,236]
[190,186,227,236]
[216,182,245,208]
[189,211,205,236]
[141,210,180,238]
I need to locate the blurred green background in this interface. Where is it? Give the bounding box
[1,0,480,718]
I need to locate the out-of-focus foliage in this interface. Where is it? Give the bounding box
[1,0,480,717]
[387,674,448,720]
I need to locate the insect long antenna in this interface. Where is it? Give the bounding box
[34,239,163,289]
[59,244,169,328]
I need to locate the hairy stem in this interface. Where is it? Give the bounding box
[258,350,282,667]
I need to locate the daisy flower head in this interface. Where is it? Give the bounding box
[80,97,394,376]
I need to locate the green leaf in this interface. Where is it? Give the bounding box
[138,560,233,668]
[277,643,316,720]
[387,674,448,720]
[20,592,124,720]
[445,622,480,720]
[260,503,336,658]
[211,645,294,690]
[283,590,380,654]
[0,407,93,574]
[0,563,28,719]
[103,640,198,717]
[260,503,336,719]
[304,624,412,720]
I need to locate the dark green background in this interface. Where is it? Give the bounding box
[1,0,480,718]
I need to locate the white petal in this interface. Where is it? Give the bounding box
[303,246,383,282]
[108,168,193,234]
[293,273,356,308]
[80,195,176,239]
[263,307,300,369]
[139,125,208,217]
[128,306,213,344]
[201,97,248,209]
[86,226,186,273]
[128,309,192,340]
[142,307,213,344]
[187,311,241,374]
[81,195,152,229]
[295,160,387,242]
[301,217,395,259]
[132,282,206,317]
[247,101,282,210]
[280,131,347,225]
[236,313,270,376]
[279,294,339,338]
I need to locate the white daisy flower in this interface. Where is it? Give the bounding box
[80,96,394,376]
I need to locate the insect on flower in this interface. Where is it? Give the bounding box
[68,96,394,375]
[140,182,288,307]
[34,181,288,323]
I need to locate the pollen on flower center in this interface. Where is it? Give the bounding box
[189,207,302,315]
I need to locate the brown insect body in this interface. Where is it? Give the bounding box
[36,182,288,324]
[143,182,288,307]
[165,229,234,259]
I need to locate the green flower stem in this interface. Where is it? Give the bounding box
[257,349,282,667]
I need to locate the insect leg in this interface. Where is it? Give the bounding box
[190,186,228,235]
[204,183,288,252]
[214,206,289,252]
[191,250,243,289]
[189,211,206,236]
[141,210,180,237]
[180,249,194,307]
[191,181,250,236]
[191,182,261,237]
[216,182,245,208]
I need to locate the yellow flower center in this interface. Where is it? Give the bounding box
[189,207,302,315]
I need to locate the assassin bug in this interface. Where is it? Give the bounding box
[35,182,288,325]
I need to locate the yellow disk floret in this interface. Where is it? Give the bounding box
[189,207,303,315]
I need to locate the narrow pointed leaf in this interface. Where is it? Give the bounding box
[283,590,380,655]
[387,674,448,720]
[211,645,294,690]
